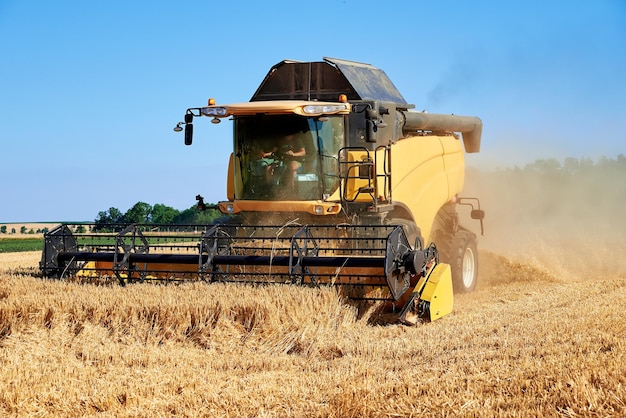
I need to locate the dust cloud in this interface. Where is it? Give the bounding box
[460,158,626,283]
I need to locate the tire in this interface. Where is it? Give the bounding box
[439,229,478,293]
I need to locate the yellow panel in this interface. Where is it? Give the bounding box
[420,263,454,321]
[343,150,374,202]
[228,153,236,201]
[440,136,465,198]
[382,135,464,242]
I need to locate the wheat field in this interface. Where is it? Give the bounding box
[0,245,624,417]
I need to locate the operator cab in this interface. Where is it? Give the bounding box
[235,114,343,201]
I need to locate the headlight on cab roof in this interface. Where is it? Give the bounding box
[302,104,348,115]
[200,107,228,116]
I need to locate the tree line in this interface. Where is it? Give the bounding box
[0,225,47,235]
[465,153,626,232]
[94,202,225,229]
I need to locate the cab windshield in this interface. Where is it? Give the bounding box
[235,114,343,200]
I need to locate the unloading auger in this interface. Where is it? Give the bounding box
[41,222,453,323]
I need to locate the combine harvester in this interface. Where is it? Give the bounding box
[41,58,484,324]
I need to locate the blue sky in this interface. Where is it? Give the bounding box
[1,0,624,222]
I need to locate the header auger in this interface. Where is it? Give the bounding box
[42,58,484,324]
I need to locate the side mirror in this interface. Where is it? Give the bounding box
[471,209,485,220]
[181,112,194,145]
[184,123,193,146]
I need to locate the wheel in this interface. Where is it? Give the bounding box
[438,229,478,293]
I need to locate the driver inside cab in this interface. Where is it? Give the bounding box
[257,132,306,190]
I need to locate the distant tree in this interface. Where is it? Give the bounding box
[151,204,179,224]
[76,225,86,233]
[122,202,152,224]
[94,207,124,230]
[11,228,16,234]
[108,207,123,223]
[28,228,35,234]
[0,225,6,234]
[173,206,199,224]
[95,211,109,225]
[563,157,580,175]
[20,226,26,234]
[579,157,594,171]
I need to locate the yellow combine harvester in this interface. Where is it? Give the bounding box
[41,58,484,324]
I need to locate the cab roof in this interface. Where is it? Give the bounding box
[250,57,409,106]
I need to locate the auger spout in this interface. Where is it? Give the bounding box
[402,111,483,153]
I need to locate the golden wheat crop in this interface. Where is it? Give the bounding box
[0,249,624,417]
